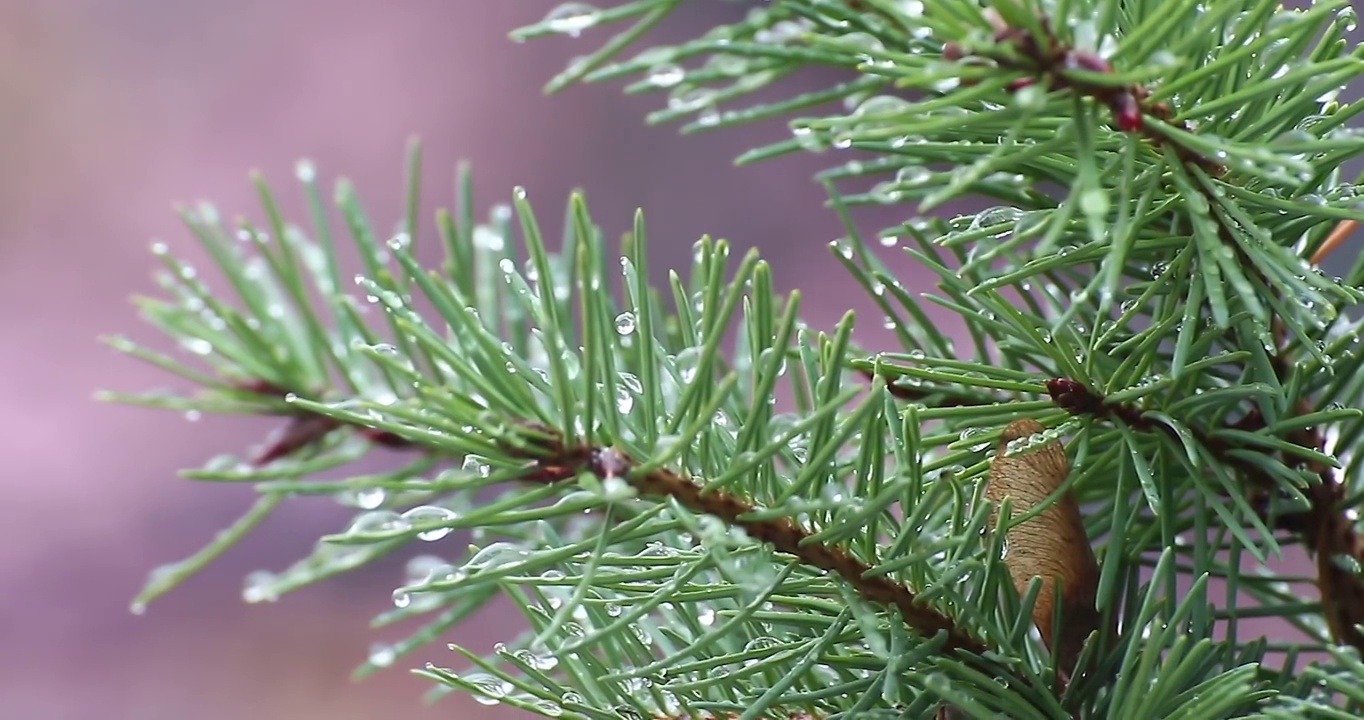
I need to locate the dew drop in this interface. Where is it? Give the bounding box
[368,642,396,667]
[295,159,317,182]
[616,386,635,414]
[472,226,505,251]
[347,510,408,535]
[897,0,925,18]
[544,2,600,36]
[356,487,387,510]
[180,338,213,356]
[242,570,279,604]
[744,636,780,652]
[856,94,910,116]
[895,166,931,186]
[392,589,412,608]
[472,693,501,707]
[668,87,716,113]
[648,63,685,88]
[401,505,458,541]
[1080,187,1110,218]
[617,372,643,395]
[791,125,824,152]
[614,312,636,336]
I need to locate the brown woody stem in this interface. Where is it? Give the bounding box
[236,376,988,654]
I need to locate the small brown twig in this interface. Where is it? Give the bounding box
[232,378,417,465]
[1312,219,1360,266]
[857,369,997,407]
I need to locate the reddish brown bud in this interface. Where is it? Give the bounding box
[235,377,292,398]
[253,414,341,465]
[1046,377,1102,415]
[360,428,416,448]
[1064,49,1111,74]
[1112,92,1142,131]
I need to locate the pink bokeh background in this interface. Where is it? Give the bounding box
[3,3,1357,719]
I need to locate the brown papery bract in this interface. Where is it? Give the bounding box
[985,419,1101,672]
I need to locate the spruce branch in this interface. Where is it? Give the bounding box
[249,375,991,654]
[105,1,1364,717]
[109,158,1076,717]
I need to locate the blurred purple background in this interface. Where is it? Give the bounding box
[3,3,1358,719]
[0,3,932,718]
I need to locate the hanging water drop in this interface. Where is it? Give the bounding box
[668,87,716,113]
[615,385,635,414]
[1080,188,1110,218]
[791,125,824,152]
[648,63,685,88]
[544,3,600,36]
[401,505,458,541]
[472,226,505,251]
[347,510,408,535]
[242,570,279,604]
[895,166,931,186]
[356,487,386,510]
[617,372,643,395]
[855,94,910,116]
[896,0,925,17]
[392,589,412,608]
[180,338,212,356]
[368,642,396,667]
